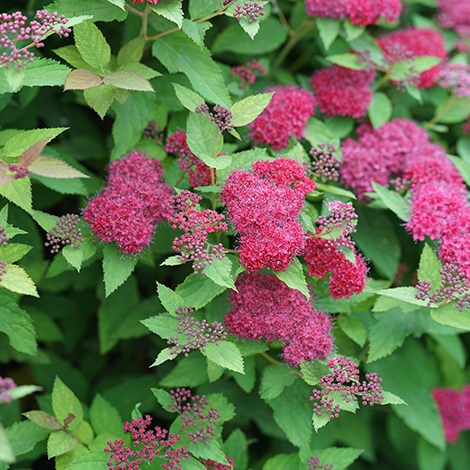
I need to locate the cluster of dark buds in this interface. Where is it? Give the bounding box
[230,59,267,87]
[168,306,227,357]
[0,260,7,283]
[168,191,227,274]
[169,388,221,445]
[0,227,8,246]
[233,2,265,23]
[195,103,234,132]
[416,263,470,312]
[310,356,384,420]
[316,201,358,239]
[105,414,190,470]
[0,10,70,70]
[310,144,340,183]
[307,456,333,470]
[142,119,164,142]
[201,457,235,469]
[8,164,28,179]
[44,214,84,254]
[0,376,16,404]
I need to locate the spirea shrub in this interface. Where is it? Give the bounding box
[1,0,470,469]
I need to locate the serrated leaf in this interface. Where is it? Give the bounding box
[117,36,145,66]
[117,63,161,79]
[102,244,138,296]
[5,420,50,458]
[83,84,116,119]
[28,155,89,179]
[0,177,31,213]
[300,360,331,386]
[54,45,96,70]
[8,385,42,401]
[23,411,62,431]
[371,182,410,221]
[52,377,83,432]
[176,273,228,309]
[376,287,429,307]
[62,245,84,272]
[381,391,407,405]
[230,93,273,127]
[141,313,180,339]
[48,0,127,22]
[326,53,368,70]
[390,56,441,81]
[89,395,123,437]
[0,424,15,464]
[314,447,364,470]
[274,257,309,299]
[173,83,205,111]
[202,341,244,373]
[106,0,125,10]
[73,21,111,71]
[259,365,296,400]
[337,316,367,347]
[103,71,154,92]
[17,139,49,167]
[430,302,470,331]
[151,0,183,27]
[151,347,179,366]
[238,18,260,39]
[0,243,32,264]
[152,32,231,107]
[157,282,185,314]
[203,256,236,290]
[448,155,470,187]
[151,388,173,411]
[0,264,38,297]
[317,17,341,50]
[160,256,184,266]
[47,430,78,458]
[64,69,103,90]
[368,92,392,129]
[182,19,211,48]
[418,244,442,285]
[3,128,68,158]
[343,18,364,40]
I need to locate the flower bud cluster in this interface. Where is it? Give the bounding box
[233,2,265,23]
[225,273,333,365]
[195,104,234,132]
[168,191,227,273]
[84,151,173,254]
[166,131,212,187]
[168,388,221,445]
[44,213,83,254]
[132,0,159,4]
[0,10,70,70]
[8,164,29,179]
[310,356,384,420]
[231,59,267,87]
[105,414,189,470]
[168,306,227,356]
[310,144,340,183]
[0,376,16,404]
[416,263,470,312]
[0,227,8,283]
[307,456,333,470]
[202,457,235,469]
[316,201,358,240]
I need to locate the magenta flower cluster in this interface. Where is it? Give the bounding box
[310,356,384,420]
[0,376,16,404]
[168,388,221,445]
[166,131,212,187]
[168,306,227,356]
[432,385,470,444]
[201,458,235,469]
[225,272,333,366]
[438,63,470,98]
[305,0,401,26]
[44,214,83,254]
[221,158,315,272]
[105,414,189,470]
[233,2,265,23]
[84,151,173,254]
[436,0,470,38]
[250,86,315,150]
[0,10,70,70]
[168,191,227,273]
[231,59,267,87]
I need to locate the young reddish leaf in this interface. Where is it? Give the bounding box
[64,69,103,91]
[27,156,89,179]
[23,411,62,431]
[18,139,49,167]
[103,71,154,92]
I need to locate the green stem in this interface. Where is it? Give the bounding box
[270,0,294,37]
[375,70,392,90]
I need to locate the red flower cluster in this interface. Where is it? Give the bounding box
[305,0,401,26]
[166,130,212,187]
[432,385,470,444]
[225,272,333,366]
[311,65,375,118]
[250,86,315,150]
[221,158,315,272]
[377,27,447,89]
[437,0,470,38]
[83,151,173,254]
[231,59,267,87]
[202,458,235,469]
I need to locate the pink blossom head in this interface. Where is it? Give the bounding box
[378,27,447,89]
[311,65,375,118]
[250,86,315,150]
[437,0,470,37]
[225,272,333,365]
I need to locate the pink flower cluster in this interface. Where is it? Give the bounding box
[308,456,333,470]
[438,63,470,98]
[305,0,401,26]
[168,191,227,273]
[0,376,16,404]
[377,27,447,89]
[432,385,470,443]
[221,158,315,272]
[250,86,315,150]
[311,65,375,118]
[83,151,173,254]
[224,272,333,366]
[231,60,267,88]
[105,414,189,470]
[437,0,470,38]
[166,130,212,187]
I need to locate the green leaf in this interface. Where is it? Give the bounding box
[186,113,228,168]
[52,376,84,432]
[224,429,248,470]
[381,391,407,405]
[203,256,236,290]
[418,244,442,285]
[141,313,180,339]
[229,355,255,393]
[433,96,470,124]
[0,424,14,464]
[300,360,331,386]
[376,287,429,307]
[430,302,470,331]
[259,365,296,400]
[230,93,273,127]
[160,354,208,388]
[448,155,470,187]
[6,420,50,458]
[417,437,447,470]
[189,0,219,20]
[0,290,37,354]
[151,347,178,366]
[343,18,364,40]
[8,384,42,401]
[151,0,183,27]
[118,63,161,80]
[47,430,78,458]
[0,243,32,264]
[370,182,410,221]
[152,32,231,107]
[212,18,288,55]
[157,282,185,314]
[368,92,392,129]
[238,17,260,40]
[173,83,205,112]
[54,45,97,70]
[390,56,441,81]
[202,341,244,373]
[151,388,174,411]
[106,0,125,10]
[3,128,68,158]
[73,21,111,71]
[90,395,123,437]
[337,316,367,347]
[11,58,70,90]
[316,17,341,50]
[62,245,84,272]
[2,65,25,93]
[103,71,154,92]
[0,264,38,297]
[274,257,309,299]
[314,447,364,470]
[216,148,269,186]
[83,84,116,119]
[67,451,110,470]
[102,244,138,297]
[182,19,212,48]
[117,36,145,66]
[48,0,127,22]
[326,53,368,70]
[28,156,89,179]
[315,182,356,199]
[64,69,103,90]
[23,411,62,431]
